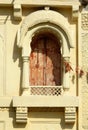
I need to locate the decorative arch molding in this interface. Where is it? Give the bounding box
[17,9,74,96]
[21,24,71,58]
[17,10,74,49]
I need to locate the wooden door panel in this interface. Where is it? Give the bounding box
[30,34,61,86]
[30,50,38,85]
[46,38,61,86]
[37,39,44,85]
[46,39,55,86]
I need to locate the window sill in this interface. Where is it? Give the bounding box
[13,95,79,107]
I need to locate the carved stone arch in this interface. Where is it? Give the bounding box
[17,10,74,49]
[17,10,74,95]
[21,24,70,58]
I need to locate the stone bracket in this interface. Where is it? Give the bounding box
[65,107,76,123]
[13,3,22,20]
[13,96,78,124]
[72,5,79,20]
[16,107,28,123]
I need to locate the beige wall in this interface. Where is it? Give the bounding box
[0,6,78,96]
[0,0,87,130]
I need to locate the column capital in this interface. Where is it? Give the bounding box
[22,56,29,61]
[63,56,70,95]
[63,56,70,61]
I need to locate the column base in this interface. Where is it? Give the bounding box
[22,89,30,96]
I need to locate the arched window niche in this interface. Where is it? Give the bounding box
[17,10,74,96]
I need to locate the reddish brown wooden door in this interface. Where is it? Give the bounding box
[30,34,61,86]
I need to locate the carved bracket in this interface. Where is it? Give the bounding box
[72,5,79,20]
[65,107,76,123]
[13,3,22,20]
[16,107,28,123]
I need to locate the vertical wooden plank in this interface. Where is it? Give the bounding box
[46,38,54,86]
[46,37,61,86]
[37,38,44,85]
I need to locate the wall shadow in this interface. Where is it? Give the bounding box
[13,33,23,95]
[9,109,27,128]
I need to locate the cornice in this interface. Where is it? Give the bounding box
[0,0,80,20]
[0,0,80,7]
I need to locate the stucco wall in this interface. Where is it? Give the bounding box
[0,6,78,96]
[0,0,84,130]
[81,29,88,130]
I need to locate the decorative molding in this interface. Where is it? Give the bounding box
[82,12,88,30]
[0,108,9,111]
[44,6,50,11]
[16,107,28,123]
[17,10,73,48]
[0,0,80,8]
[72,5,79,20]
[13,3,22,20]
[63,57,70,95]
[22,56,30,95]
[0,107,14,112]
[65,107,76,123]
[13,96,79,107]
[81,33,88,129]
[17,10,74,95]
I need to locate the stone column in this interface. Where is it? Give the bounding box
[63,57,70,95]
[22,56,30,95]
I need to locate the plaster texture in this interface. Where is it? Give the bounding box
[0,0,87,130]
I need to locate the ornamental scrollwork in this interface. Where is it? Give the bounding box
[81,13,88,30]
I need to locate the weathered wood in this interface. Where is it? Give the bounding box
[30,33,61,86]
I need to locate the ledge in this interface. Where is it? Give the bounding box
[0,97,12,107]
[0,0,80,7]
[13,96,79,107]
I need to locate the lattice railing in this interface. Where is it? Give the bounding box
[30,86,63,96]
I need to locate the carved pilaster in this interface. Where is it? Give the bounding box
[65,107,76,123]
[16,107,28,123]
[22,56,30,95]
[63,57,70,95]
